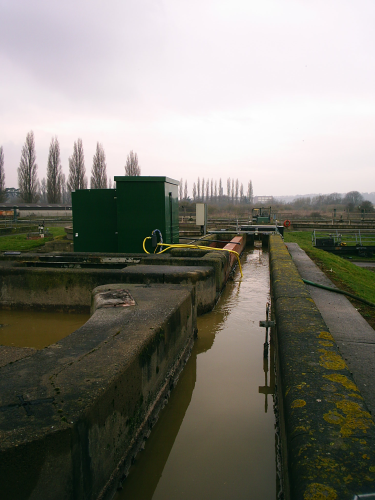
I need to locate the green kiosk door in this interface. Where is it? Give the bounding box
[114,176,179,253]
[72,189,118,252]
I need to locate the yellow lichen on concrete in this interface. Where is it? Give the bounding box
[304,483,338,500]
[319,331,334,341]
[319,349,347,370]
[319,340,334,347]
[292,399,307,408]
[315,456,339,473]
[324,400,373,437]
[323,374,359,392]
[324,410,345,426]
[296,382,307,390]
[336,400,374,436]
[348,393,363,400]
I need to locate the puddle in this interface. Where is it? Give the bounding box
[115,248,276,500]
[0,310,90,349]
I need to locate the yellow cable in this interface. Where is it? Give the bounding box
[143,236,151,254]
[154,243,243,277]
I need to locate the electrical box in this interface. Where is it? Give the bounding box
[196,203,207,226]
[72,177,179,253]
[72,189,118,252]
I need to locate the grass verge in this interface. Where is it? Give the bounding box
[284,230,375,329]
[0,227,66,252]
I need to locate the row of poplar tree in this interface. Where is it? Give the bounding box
[0,131,141,204]
[179,177,254,204]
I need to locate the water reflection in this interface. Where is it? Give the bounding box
[116,248,276,500]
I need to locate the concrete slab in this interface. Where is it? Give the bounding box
[0,346,37,368]
[287,242,375,416]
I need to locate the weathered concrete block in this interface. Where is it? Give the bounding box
[0,284,196,500]
[0,265,215,315]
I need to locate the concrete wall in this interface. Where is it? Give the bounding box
[0,284,196,500]
[0,264,215,315]
[269,234,375,499]
[0,236,246,315]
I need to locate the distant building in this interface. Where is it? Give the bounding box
[5,188,20,201]
[253,195,273,204]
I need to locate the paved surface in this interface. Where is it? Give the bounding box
[287,242,375,416]
[353,261,375,268]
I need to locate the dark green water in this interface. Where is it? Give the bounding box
[115,248,276,500]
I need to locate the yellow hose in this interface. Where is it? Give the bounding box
[153,242,243,277]
[143,236,152,254]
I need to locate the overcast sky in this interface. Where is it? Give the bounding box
[1,0,374,197]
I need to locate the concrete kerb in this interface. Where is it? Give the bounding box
[0,264,215,315]
[0,284,196,500]
[269,234,375,500]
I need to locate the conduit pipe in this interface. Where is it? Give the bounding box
[302,278,375,308]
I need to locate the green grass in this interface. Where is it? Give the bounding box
[0,227,66,252]
[284,230,375,305]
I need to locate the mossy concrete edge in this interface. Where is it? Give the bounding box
[270,234,375,500]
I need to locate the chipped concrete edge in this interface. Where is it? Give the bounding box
[269,234,375,500]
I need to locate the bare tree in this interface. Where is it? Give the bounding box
[206,181,209,201]
[214,180,217,201]
[227,178,231,198]
[202,178,205,201]
[247,180,253,204]
[240,183,244,202]
[179,178,183,200]
[68,139,87,192]
[91,142,108,189]
[39,178,47,203]
[18,131,39,202]
[193,182,197,200]
[0,146,5,202]
[197,177,200,199]
[108,178,113,189]
[344,191,363,211]
[235,178,239,204]
[47,136,62,203]
[231,179,234,203]
[125,150,141,176]
[61,173,68,203]
[184,180,188,200]
[219,178,223,200]
[210,179,213,201]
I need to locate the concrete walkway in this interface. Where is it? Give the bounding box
[287,242,375,416]
[353,261,375,268]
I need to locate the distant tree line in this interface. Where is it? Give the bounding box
[179,177,254,205]
[0,131,141,203]
[274,191,374,213]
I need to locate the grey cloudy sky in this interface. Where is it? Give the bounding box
[1,0,374,197]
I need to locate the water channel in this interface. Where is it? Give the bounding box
[0,310,90,349]
[115,247,276,500]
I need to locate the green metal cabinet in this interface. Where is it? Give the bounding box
[115,176,179,253]
[72,189,118,252]
[72,177,179,253]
